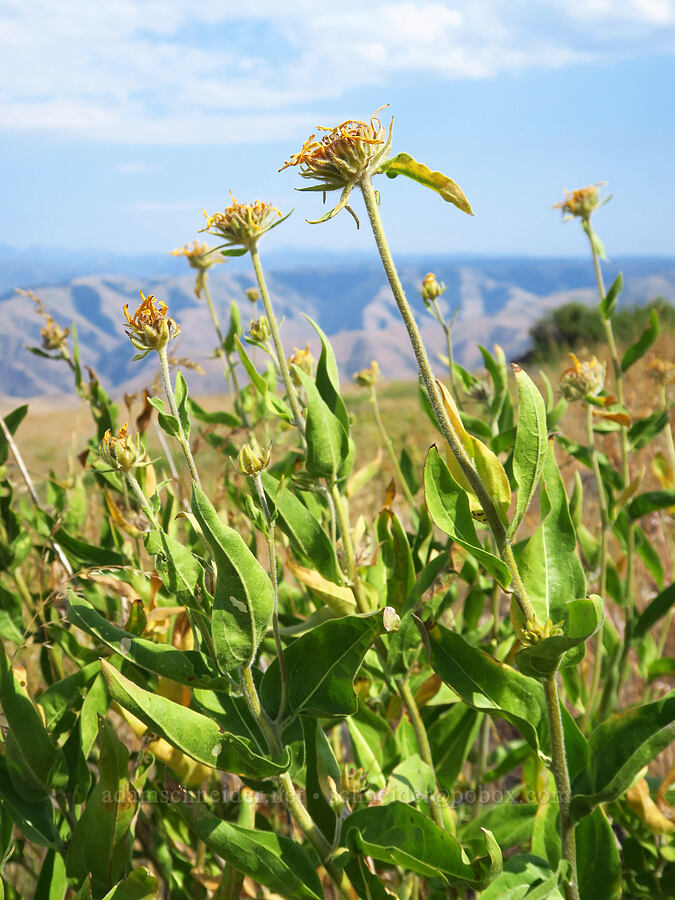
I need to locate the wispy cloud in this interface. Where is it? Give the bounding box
[1,0,673,144]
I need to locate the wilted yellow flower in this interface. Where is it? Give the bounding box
[171,241,222,297]
[123,292,181,358]
[41,317,70,351]
[280,107,393,223]
[288,344,316,384]
[647,358,675,385]
[100,424,144,472]
[237,436,271,476]
[202,192,284,252]
[420,273,446,303]
[353,360,379,388]
[560,353,606,401]
[553,183,607,221]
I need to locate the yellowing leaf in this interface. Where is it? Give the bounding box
[626,779,675,834]
[437,380,511,523]
[286,560,356,616]
[380,153,474,215]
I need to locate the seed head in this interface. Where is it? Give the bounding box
[353,360,379,388]
[236,436,271,476]
[553,183,607,221]
[420,272,446,304]
[280,107,393,224]
[41,317,70,351]
[202,192,284,252]
[560,353,606,401]
[100,424,145,472]
[123,292,181,358]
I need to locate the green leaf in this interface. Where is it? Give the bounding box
[261,472,343,585]
[375,507,415,613]
[600,272,622,320]
[461,803,538,851]
[187,397,239,427]
[479,855,565,900]
[67,592,222,688]
[173,794,324,900]
[0,642,67,799]
[428,704,481,791]
[509,365,548,540]
[379,153,474,215]
[576,808,621,900]
[37,660,100,734]
[147,396,180,438]
[65,719,137,892]
[515,595,604,679]
[426,624,588,778]
[0,406,28,467]
[34,847,67,900]
[34,509,126,568]
[628,489,675,518]
[234,334,268,395]
[517,441,586,628]
[192,484,274,673]
[628,409,668,450]
[570,689,675,820]
[302,718,339,842]
[294,367,348,481]
[223,300,242,355]
[621,308,659,372]
[144,530,202,602]
[634,582,675,640]
[173,370,191,437]
[101,660,289,778]
[424,447,511,588]
[0,763,60,848]
[100,869,159,900]
[261,610,399,724]
[303,315,349,434]
[345,801,501,888]
[478,344,508,423]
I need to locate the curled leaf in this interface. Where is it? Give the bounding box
[379,153,474,215]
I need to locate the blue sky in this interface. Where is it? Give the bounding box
[1,1,674,258]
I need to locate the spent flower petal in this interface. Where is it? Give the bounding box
[123,292,181,358]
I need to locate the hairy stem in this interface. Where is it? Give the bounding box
[397,678,445,828]
[252,472,288,722]
[359,176,536,626]
[583,403,608,726]
[330,482,368,613]
[544,674,580,900]
[429,296,462,407]
[157,346,202,487]
[249,243,307,447]
[370,384,416,506]
[125,471,161,531]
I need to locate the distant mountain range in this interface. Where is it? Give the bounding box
[1,250,673,401]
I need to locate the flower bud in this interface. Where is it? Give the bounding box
[248,316,271,343]
[420,272,446,303]
[353,360,379,388]
[236,437,271,476]
[647,358,675,386]
[341,764,368,797]
[560,353,605,402]
[100,424,144,472]
[245,287,261,303]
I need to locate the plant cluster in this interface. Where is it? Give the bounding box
[0,113,674,900]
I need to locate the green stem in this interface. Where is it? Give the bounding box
[585,220,634,699]
[397,678,444,828]
[249,243,306,447]
[429,297,462,407]
[202,276,249,425]
[330,482,368,613]
[157,345,202,487]
[583,403,608,726]
[239,667,358,899]
[359,177,536,627]
[125,471,161,530]
[544,674,580,900]
[252,472,287,722]
[370,385,416,506]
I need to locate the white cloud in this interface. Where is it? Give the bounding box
[0,0,673,144]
